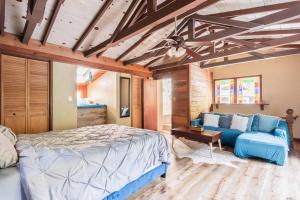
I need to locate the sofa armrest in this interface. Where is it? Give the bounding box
[277,120,291,149]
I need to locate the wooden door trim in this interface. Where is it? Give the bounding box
[49,61,53,131]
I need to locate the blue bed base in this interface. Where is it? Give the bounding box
[104,163,168,200]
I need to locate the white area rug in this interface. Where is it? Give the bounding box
[173,139,247,168]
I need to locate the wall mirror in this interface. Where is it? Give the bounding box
[120,77,131,118]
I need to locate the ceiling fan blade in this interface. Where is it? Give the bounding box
[146,46,168,53]
[163,38,177,45]
[185,41,212,47]
[184,47,202,59]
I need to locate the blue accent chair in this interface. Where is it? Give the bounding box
[191,113,290,166]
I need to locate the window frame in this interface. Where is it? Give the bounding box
[213,75,262,105]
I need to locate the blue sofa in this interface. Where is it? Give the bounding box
[191,113,290,166]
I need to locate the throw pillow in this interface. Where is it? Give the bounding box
[258,114,280,133]
[219,115,232,129]
[251,114,260,131]
[0,126,17,145]
[0,133,18,168]
[203,114,220,127]
[230,115,249,132]
[238,114,254,131]
[273,128,286,139]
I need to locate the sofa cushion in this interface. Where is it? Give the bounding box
[258,114,280,133]
[204,126,218,131]
[231,115,249,132]
[219,115,232,129]
[216,128,242,147]
[234,133,288,165]
[203,114,219,127]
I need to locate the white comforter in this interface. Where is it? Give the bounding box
[16,124,170,200]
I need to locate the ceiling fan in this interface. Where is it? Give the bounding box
[147,17,204,59]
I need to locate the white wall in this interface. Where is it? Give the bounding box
[52,62,77,130]
[212,55,300,138]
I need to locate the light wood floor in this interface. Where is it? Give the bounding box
[129,135,300,200]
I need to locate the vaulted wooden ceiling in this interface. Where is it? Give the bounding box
[1,0,300,77]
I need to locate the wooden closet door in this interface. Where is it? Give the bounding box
[131,77,143,128]
[27,59,49,133]
[1,55,27,134]
[143,79,158,130]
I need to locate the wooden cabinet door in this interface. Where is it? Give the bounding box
[3,111,26,134]
[27,59,49,133]
[1,55,27,134]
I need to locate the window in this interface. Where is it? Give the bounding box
[215,79,234,104]
[214,76,261,104]
[237,76,261,104]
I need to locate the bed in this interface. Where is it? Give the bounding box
[4,124,170,200]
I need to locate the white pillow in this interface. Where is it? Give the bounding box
[203,114,220,127]
[230,115,249,132]
[0,133,18,168]
[0,126,17,145]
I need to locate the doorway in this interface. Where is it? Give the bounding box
[159,79,172,132]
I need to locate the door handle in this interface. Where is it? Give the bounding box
[12,113,16,116]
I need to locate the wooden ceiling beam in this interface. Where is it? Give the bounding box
[191,14,260,29]
[72,0,114,51]
[116,0,219,61]
[84,0,212,57]
[41,0,65,45]
[152,32,300,70]
[122,0,147,30]
[0,33,151,77]
[111,0,140,43]
[278,44,300,49]
[136,0,174,23]
[226,37,265,49]
[0,0,4,36]
[211,1,300,18]
[147,0,157,14]
[144,57,161,67]
[187,5,300,44]
[248,51,265,58]
[177,33,300,68]
[243,29,300,36]
[96,0,140,57]
[201,48,300,68]
[188,18,196,40]
[22,0,47,44]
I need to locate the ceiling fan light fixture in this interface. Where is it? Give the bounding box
[167,47,177,57]
[175,47,186,57]
[167,47,186,58]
